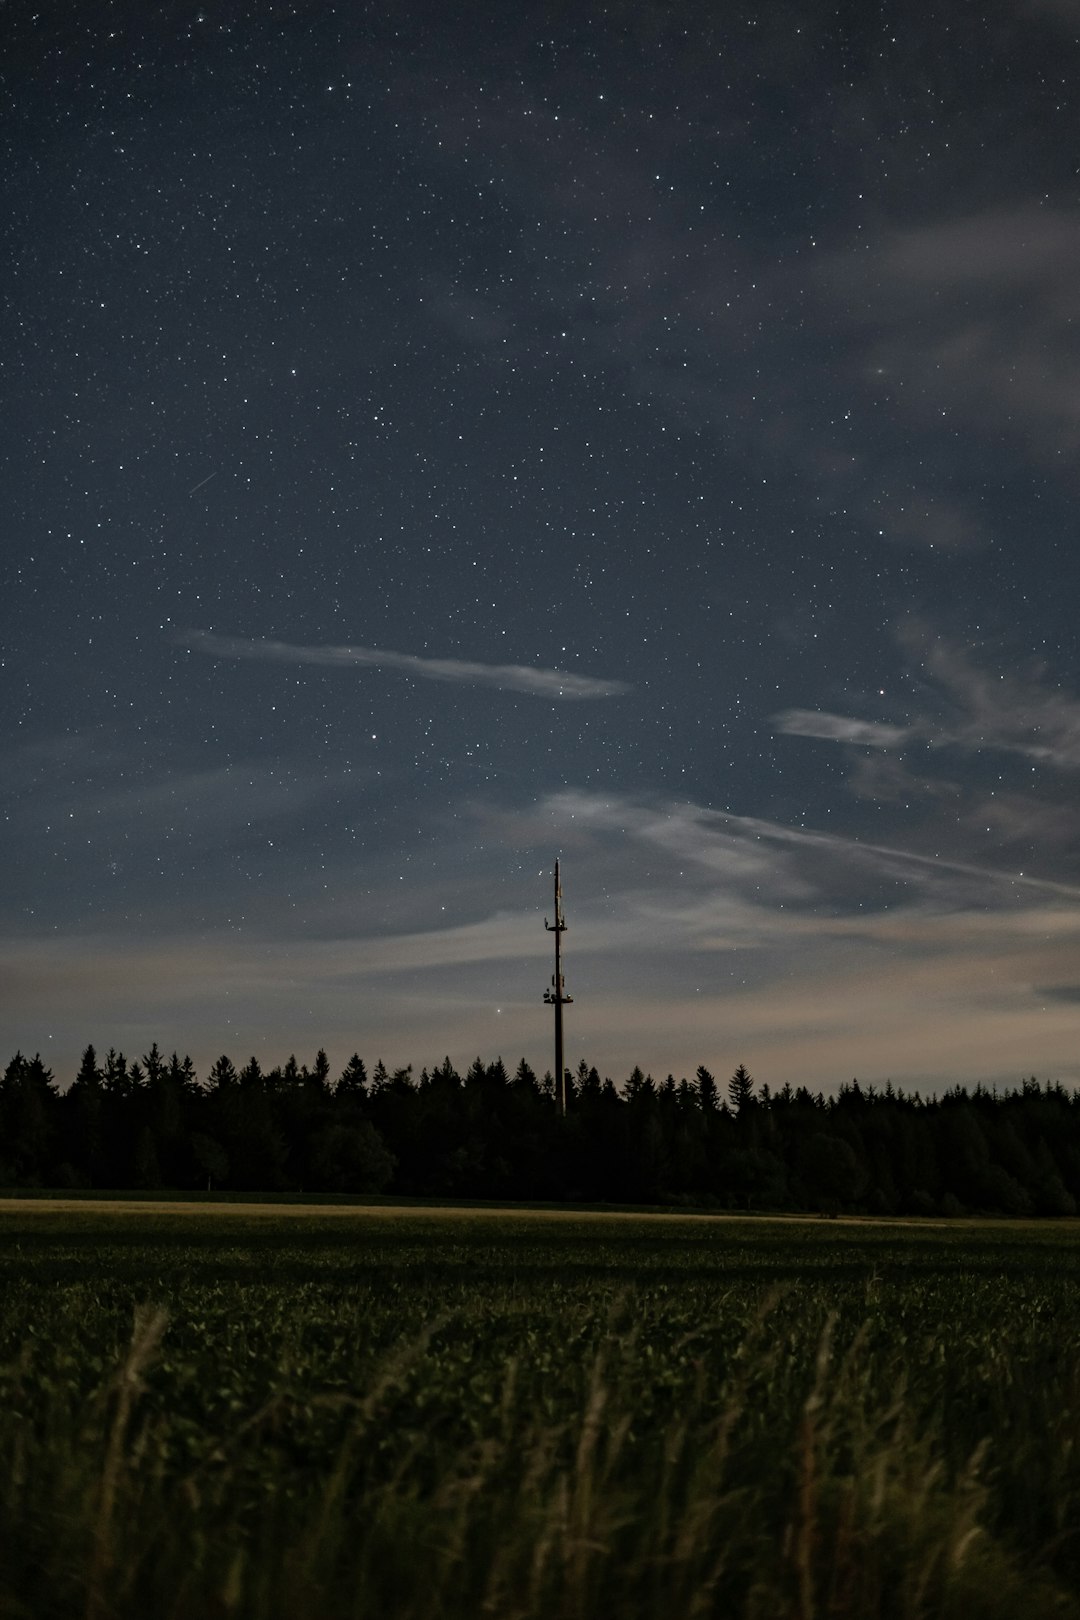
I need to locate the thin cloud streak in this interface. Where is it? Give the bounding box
[773,710,913,749]
[182,631,631,701]
[773,627,1080,774]
[539,786,1080,907]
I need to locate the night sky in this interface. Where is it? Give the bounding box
[6,1,1080,1094]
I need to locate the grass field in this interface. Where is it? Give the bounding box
[1,1201,1079,1619]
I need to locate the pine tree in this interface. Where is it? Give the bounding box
[169,1052,199,1094]
[66,1046,104,1185]
[625,1065,649,1101]
[102,1049,131,1096]
[429,1056,460,1090]
[307,1048,331,1095]
[728,1063,755,1115]
[511,1058,538,1093]
[696,1065,719,1111]
[208,1055,238,1091]
[142,1043,166,1088]
[578,1064,602,1104]
[238,1056,263,1089]
[1,1054,59,1182]
[336,1054,368,1096]
[71,1045,102,1092]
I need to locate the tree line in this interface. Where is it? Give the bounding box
[2,1043,1079,1216]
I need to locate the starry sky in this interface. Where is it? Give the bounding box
[6,0,1080,1094]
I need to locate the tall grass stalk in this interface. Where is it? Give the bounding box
[86,1303,168,1620]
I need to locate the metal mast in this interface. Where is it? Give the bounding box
[543,859,573,1116]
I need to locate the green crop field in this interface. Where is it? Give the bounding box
[1,1202,1078,1620]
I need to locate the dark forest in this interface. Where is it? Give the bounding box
[3,1045,1079,1216]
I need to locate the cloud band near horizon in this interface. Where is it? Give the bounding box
[180,631,631,701]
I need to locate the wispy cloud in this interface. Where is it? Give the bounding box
[872,495,986,553]
[530,788,1080,925]
[874,207,1080,292]
[822,205,1080,459]
[181,631,630,701]
[773,627,1080,773]
[915,631,1080,767]
[0,730,338,844]
[1023,0,1080,25]
[773,710,913,749]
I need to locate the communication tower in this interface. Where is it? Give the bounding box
[543,859,573,1117]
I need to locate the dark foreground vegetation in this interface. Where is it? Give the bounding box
[2,1207,1079,1619]
[4,1044,1080,1216]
